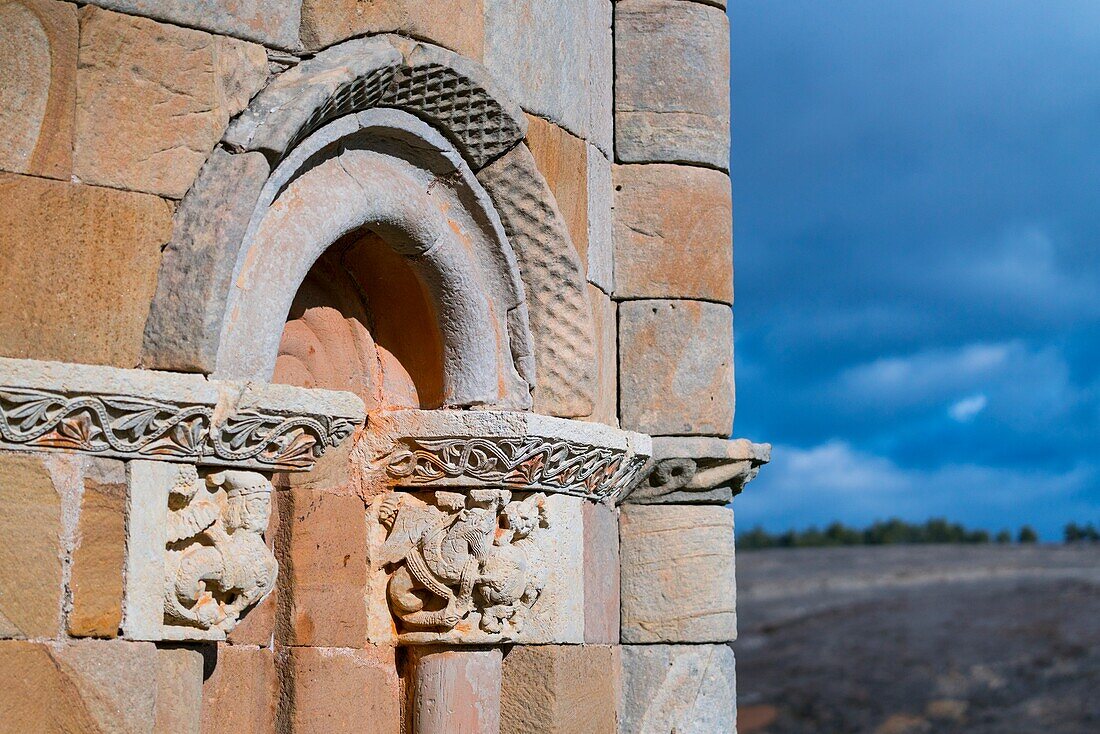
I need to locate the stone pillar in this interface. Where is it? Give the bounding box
[409,647,503,734]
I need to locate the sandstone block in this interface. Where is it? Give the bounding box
[620,505,736,644]
[200,644,279,734]
[69,458,126,637]
[0,0,77,179]
[585,285,618,426]
[0,174,172,367]
[0,639,158,733]
[155,646,204,734]
[0,452,65,639]
[613,164,733,302]
[587,145,614,291]
[501,645,620,734]
[526,115,590,274]
[620,644,736,734]
[278,486,370,648]
[410,647,503,734]
[281,646,401,734]
[82,0,300,48]
[614,0,730,169]
[584,501,620,644]
[121,460,172,640]
[301,0,483,58]
[75,6,268,198]
[485,0,613,153]
[618,300,734,436]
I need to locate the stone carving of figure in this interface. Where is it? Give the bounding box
[378,489,549,635]
[163,466,278,634]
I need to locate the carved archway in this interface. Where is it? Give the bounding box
[141,35,596,415]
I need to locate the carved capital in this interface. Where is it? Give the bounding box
[378,489,552,644]
[163,466,277,639]
[625,438,771,505]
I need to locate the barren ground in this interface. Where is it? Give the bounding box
[734,545,1100,734]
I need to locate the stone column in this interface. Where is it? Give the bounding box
[409,647,503,734]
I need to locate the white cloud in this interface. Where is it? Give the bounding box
[734,440,1098,540]
[949,393,987,422]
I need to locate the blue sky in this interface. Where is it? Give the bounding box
[729,0,1100,539]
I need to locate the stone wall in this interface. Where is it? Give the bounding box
[0,0,764,731]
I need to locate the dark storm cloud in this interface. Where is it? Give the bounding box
[728,0,1100,537]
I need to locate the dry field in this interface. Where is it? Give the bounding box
[735,545,1100,734]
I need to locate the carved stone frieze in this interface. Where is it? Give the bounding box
[378,489,550,642]
[0,357,364,471]
[625,437,771,505]
[163,466,277,637]
[363,410,652,502]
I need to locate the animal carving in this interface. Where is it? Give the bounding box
[163,466,278,634]
[378,489,549,635]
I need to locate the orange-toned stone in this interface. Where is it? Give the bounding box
[154,645,204,734]
[410,647,503,734]
[500,645,620,734]
[276,487,369,648]
[526,114,590,269]
[585,284,617,426]
[200,644,279,734]
[300,0,484,58]
[0,0,77,180]
[0,452,66,639]
[0,639,157,732]
[583,501,619,644]
[281,646,401,733]
[0,174,172,367]
[69,458,126,638]
[613,164,733,303]
[618,299,734,436]
[75,6,268,198]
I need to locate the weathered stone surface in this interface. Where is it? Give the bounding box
[584,502,620,644]
[628,437,771,505]
[155,646,204,734]
[620,504,736,643]
[225,481,280,646]
[613,164,733,302]
[361,409,651,503]
[281,646,402,734]
[200,644,279,734]
[620,644,736,734]
[0,175,171,367]
[0,639,158,733]
[0,0,76,180]
[0,451,65,639]
[366,490,586,646]
[485,0,613,153]
[0,356,365,472]
[587,145,614,292]
[75,6,268,198]
[501,645,620,734]
[479,144,597,417]
[614,0,731,169]
[69,458,126,638]
[82,0,300,48]
[278,486,370,648]
[301,0,483,58]
[410,647,503,734]
[526,114,590,272]
[122,460,171,640]
[618,300,734,436]
[585,285,618,427]
[142,148,270,373]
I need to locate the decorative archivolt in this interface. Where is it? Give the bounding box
[142,35,596,416]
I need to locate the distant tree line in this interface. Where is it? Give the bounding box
[736,518,1047,550]
[1064,523,1100,543]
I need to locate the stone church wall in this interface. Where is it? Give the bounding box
[0,0,765,731]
